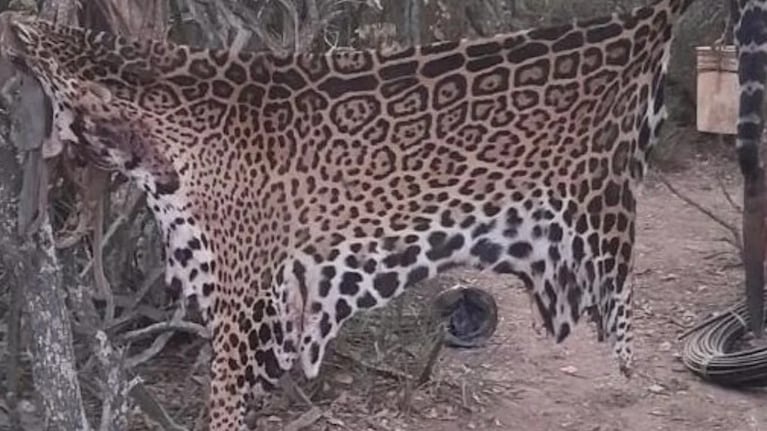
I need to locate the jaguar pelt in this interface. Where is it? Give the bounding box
[2,0,749,429]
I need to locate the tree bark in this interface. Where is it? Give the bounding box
[0,0,88,429]
[0,65,91,431]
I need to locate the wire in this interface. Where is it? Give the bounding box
[682,299,767,386]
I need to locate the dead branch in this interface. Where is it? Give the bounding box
[17,139,47,237]
[67,282,103,339]
[416,329,444,386]
[203,0,379,55]
[20,223,92,430]
[91,0,170,40]
[104,266,164,331]
[715,172,743,213]
[275,0,301,52]
[84,328,189,431]
[121,317,210,342]
[278,373,314,407]
[3,63,50,239]
[77,187,144,273]
[55,200,93,248]
[655,171,743,256]
[92,172,116,324]
[284,407,324,431]
[300,0,321,48]
[95,331,138,431]
[125,305,192,369]
[129,383,188,431]
[333,349,413,381]
[38,0,77,25]
[215,0,290,54]
[185,0,231,48]
[175,343,211,422]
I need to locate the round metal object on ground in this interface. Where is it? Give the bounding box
[432,285,499,348]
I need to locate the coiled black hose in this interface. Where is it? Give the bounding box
[682,300,767,386]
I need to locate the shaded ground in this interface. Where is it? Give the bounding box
[79,139,767,430]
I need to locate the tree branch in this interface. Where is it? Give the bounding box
[95,331,137,431]
[655,171,743,256]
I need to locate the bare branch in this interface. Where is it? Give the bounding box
[273,0,300,51]
[186,0,231,48]
[416,329,444,386]
[19,223,92,431]
[39,0,79,25]
[54,199,92,249]
[78,187,144,275]
[284,407,324,431]
[92,172,116,324]
[95,331,138,431]
[124,305,201,369]
[175,343,211,421]
[121,318,211,342]
[91,0,170,40]
[129,383,189,431]
[122,266,164,313]
[715,172,742,213]
[301,0,321,48]
[333,349,413,380]
[252,1,292,55]
[655,172,743,256]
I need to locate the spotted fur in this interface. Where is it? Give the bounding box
[0,0,724,429]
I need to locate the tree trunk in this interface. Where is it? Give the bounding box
[0,64,91,431]
[0,0,88,429]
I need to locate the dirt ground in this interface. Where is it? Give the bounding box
[239,144,767,431]
[58,139,767,431]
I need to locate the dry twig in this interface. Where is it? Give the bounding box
[284,407,325,431]
[129,383,188,431]
[716,172,742,213]
[95,331,137,431]
[125,305,193,368]
[655,172,743,255]
[416,329,445,386]
[78,188,144,276]
[121,317,210,342]
[92,171,117,324]
[104,266,164,332]
[333,349,413,381]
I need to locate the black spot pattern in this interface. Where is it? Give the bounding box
[19,2,702,427]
